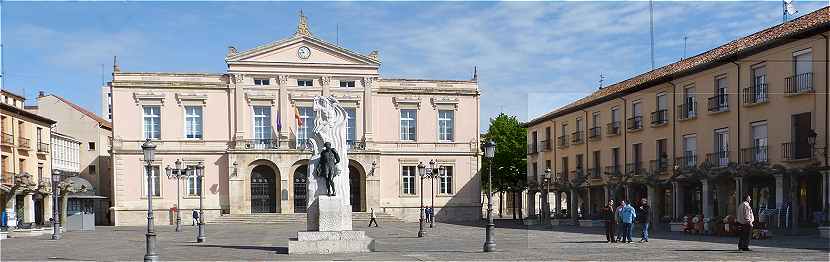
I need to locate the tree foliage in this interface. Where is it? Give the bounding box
[480,113,527,194]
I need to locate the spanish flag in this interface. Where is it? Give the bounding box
[294,106,303,127]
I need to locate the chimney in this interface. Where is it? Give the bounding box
[38,91,45,98]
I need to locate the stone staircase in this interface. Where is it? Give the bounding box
[208,212,402,224]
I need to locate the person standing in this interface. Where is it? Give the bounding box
[368,208,379,227]
[619,200,637,243]
[192,209,199,226]
[602,199,617,243]
[639,198,650,243]
[736,193,755,251]
[615,202,625,242]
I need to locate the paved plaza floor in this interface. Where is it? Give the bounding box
[1,220,828,261]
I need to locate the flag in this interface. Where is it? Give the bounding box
[276,111,282,131]
[784,0,797,15]
[294,106,303,127]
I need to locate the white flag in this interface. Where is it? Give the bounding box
[784,0,797,15]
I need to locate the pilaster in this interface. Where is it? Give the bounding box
[278,75,291,147]
[362,77,375,144]
[701,179,712,219]
[774,173,784,209]
[23,193,34,224]
[569,189,578,221]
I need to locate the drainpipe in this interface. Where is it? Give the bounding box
[668,81,677,171]
[821,32,829,226]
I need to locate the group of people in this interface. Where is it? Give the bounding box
[601,198,650,243]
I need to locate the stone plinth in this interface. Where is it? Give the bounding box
[288,231,375,254]
[317,195,351,231]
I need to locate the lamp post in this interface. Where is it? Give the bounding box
[417,162,426,238]
[195,161,206,243]
[483,140,496,252]
[433,165,445,228]
[543,168,552,224]
[426,160,439,228]
[165,159,187,232]
[51,169,61,240]
[141,139,159,262]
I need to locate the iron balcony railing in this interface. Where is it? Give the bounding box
[17,137,30,149]
[781,142,814,161]
[705,151,731,168]
[587,168,601,179]
[650,109,668,126]
[675,153,697,170]
[604,165,622,176]
[678,102,697,120]
[1,132,13,145]
[588,127,601,140]
[234,139,280,150]
[1,171,14,185]
[540,140,552,152]
[649,159,669,174]
[785,72,813,94]
[37,142,50,153]
[740,146,768,164]
[556,172,569,184]
[743,84,768,105]
[707,94,729,113]
[626,116,643,131]
[527,143,537,155]
[571,131,584,145]
[557,135,569,149]
[625,162,645,176]
[606,121,621,136]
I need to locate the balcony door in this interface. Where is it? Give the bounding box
[751,122,768,162]
[714,128,729,166]
[715,77,728,107]
[792,112,812,159]
[252,106,272,149]
[684,86,696,117]
[683,135,697,168]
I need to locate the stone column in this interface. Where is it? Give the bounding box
[585,187,592,218]
[23,193,34,224]
[278,75,291,148]
[5,196,16,227]
[676,182,685,218]
[553,190,561,217]
[603,185,610,203]
[570,189,578,221]
[774,173,784,209]
[233,74,245,141]
[362,77,375,144]
[526,190,537,219]
[735,176,744,214]
[44,193,53,221]
[647,185,657,223]
[702,179,712,219]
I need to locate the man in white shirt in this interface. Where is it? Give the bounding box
[736,193,755,251]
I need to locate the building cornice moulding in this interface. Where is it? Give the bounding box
[393,96,422,109]
[133,92,165,105]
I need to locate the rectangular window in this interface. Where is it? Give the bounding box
[297,79,313,87]
[532,162,538,182]
[400,109,417,141]
[253,106,272,140]
[751,121,768,162]
[794,49,812,75]
[345,108,356,146]
[592,150,601,172]
[143,165,161,197]
[438,110,454,141]
[37,127,42,144]
[253,79,270,85]
[186,166,201,196]
[575,118,583,132]
[751,66,768,103]
[184,106,203,139]
[339,80,356,88]
[440,166,453,194]
[611,148,620,172]
[297,107,315,148]
[401,166,416,195]
[684,86,696,117]
[656,93,667,110]
[591,112,600,128]
[611,108,619,123]
[683,134,697,168]
[656,139,668,167]
[88,142,96,150]
[714,128,729,166]
[142,106,161,140]
[715,77,728,107]
[633,143,642,164]
[632,101,642,116]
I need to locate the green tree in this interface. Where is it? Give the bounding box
[480,113,527,219]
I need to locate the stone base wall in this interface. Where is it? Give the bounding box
[382,205,480,223]
[114,209,221,226]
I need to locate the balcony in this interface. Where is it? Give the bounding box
[650,109,668,126]
[37,142,50,154]
[346,140,366,151]
[1,132,13,146]
[743,84,768,105]
[707,94,729,113]
[704,151,731,168]
[606,122,621,136]
[587,168,601,179]
[785,72,813,95]
[556,172,569,184]
[677,102,697,120]
[557,135,569,149]
[571,131,584,145]
[740,146,768,164]
[675,153,698,170]
[626,116,643,132]
[604,165,622,176]
[17,137,30,149]
[570,169,584,179]
[1,171,14,186]
[233,139,280,150]
[588,127,601,140]
[527,143,538,155]
[781,142,814,161]
[540,140,552,152]
[649,159,669,174]
[625,162,645,176]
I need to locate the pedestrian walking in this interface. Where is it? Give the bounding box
[615,202,625,242]
[368,208,379,227]
[639,198,650,243]
[736,193,755,251]
[602,199,617,243]
[192,209,199,226]
[427,207,434,223]
[619,200,637,243]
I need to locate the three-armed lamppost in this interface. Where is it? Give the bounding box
[426,160,441,228]
[543,168,552,224]
[51,169,62,240]
[141,139,159,262]
[195,161,206,243]
[417,162,427,238]
[482,140,496,252]
[165,159,188,232]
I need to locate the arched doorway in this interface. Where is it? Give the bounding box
[251,165,277,213]
[294,165,308,213]
[349,165,362,212]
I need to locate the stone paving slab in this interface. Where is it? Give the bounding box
[1,221,828,261]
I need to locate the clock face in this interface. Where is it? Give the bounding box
[298,46,311,59]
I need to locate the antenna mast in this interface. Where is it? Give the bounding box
[649,0,655,70]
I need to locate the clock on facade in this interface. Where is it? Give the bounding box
[298,46,311,59]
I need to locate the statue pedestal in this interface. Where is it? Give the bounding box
[289,196,374,254]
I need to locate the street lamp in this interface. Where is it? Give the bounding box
[195,161,206,243]
[417,162,426,238]
[141,138,159,262]
[543,168,552,223]
[482,140,496,252]
[165,159,187,232]
[433,165,445,228]
[51,169,61,240]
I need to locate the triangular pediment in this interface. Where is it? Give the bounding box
[226,35,380,66]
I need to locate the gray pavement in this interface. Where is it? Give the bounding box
[1,220,828,261]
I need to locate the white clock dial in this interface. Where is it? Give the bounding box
[298,46,311,59]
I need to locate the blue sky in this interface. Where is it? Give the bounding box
[1,1,827,131]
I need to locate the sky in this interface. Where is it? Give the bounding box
[1,0,828,132]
